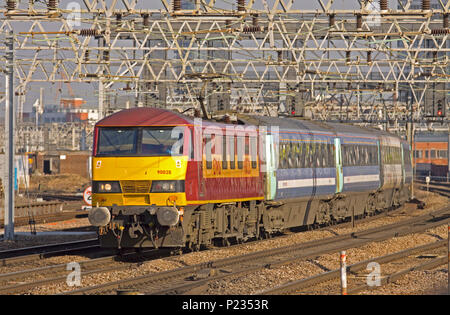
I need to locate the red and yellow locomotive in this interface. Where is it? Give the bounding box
[89,108,263,249]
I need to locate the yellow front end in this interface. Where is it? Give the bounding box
[92,156,188,207]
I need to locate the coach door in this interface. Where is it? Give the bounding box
[334,138,343,193]
[265,134,277,200]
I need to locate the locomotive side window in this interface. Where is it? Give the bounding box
[237,136,244,169]
[250,136,257,169]
[222,135,228,169]
[229,135,236,169]
[205,134,212,169]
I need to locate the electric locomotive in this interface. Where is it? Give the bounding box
[88,108,412,249]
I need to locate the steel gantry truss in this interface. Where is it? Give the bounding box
[0,0,448,131]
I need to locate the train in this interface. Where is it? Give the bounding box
[88,108,413,249]
[412,132,449,180]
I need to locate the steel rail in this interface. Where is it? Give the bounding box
[0,238,99,262]
[61,205,450,295]
[259,239,448,295]
[0,248,168,295]
[0,210,89,229]
[149,214,450,295]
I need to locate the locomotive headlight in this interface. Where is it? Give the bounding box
[151,180,184,193]
[93,181,121,193]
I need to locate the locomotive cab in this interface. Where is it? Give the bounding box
[89,111,191,248]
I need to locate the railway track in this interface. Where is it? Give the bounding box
[415,180,450,198]
[0,238,100,265]
[58,205,450,295]
[27,191,83,202]
[0,210,88,229]
[0,246,172,295]
[0,201,407,295]
[260,239,448,294]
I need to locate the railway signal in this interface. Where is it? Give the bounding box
[290,95,296,116]
[436,100,444,117]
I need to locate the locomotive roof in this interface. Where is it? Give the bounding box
[95,107,193,127]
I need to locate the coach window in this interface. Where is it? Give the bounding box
[348,145,355,166]
[439,150,448,158]
[424,150,429,158]
[328,144,334,167]
[341,145,347,166]
[321,143,327,167]
[294,143,301,168]
[285,143,291,169]
[310,142,315,167]
[306,143,311,167]
[315,143,321,167]
[298,143,304,168]
[295,143,300,168]
[430,150,436,159]
[356,145,361,166]
[288,143,295,168]
[279,143,285,169]
[321,143,326,167]
[347,145,353,166]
